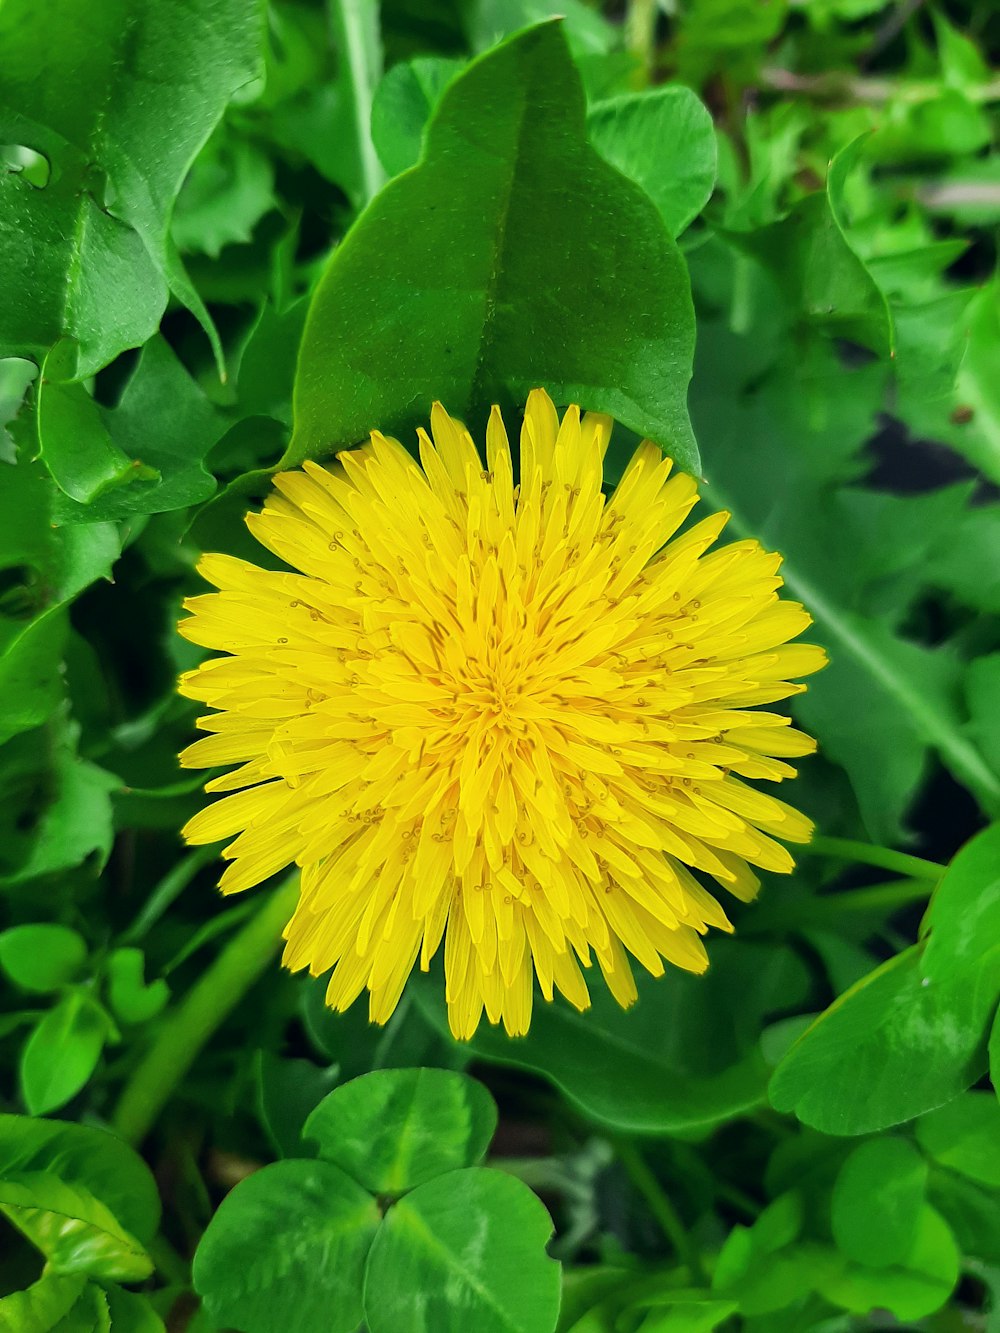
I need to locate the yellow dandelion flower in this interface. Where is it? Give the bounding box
[178,390,825,1040]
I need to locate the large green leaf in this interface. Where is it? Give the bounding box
[371,69,717,240]
[770,826,1000,1133]
[0,0,264,376]
[364,1168,561,1333]
[769,945,997,1135]
[292,22,698,473]
[192,1159,380,1333]
[304,1068,497,1194]
[0,171,165,382]
[0,1113,161,1244]
[418,941,808,1134]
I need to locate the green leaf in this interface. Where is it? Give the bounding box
[468,0,615,56]
[0,1113,161,1244]
[0,357,36,460]
[192,1159,380,1333]
[0,1273,88,1333]
[172,129,275,259]
[770,826,1000,1134]
[0,925,86,992]
[419,940,808,1134]
[292,23,698,475]
[52,337,225,523]
[363,1168,561,1333]
[255,1051,340,1159]
[933,510,1000,613]
[0,171,166,381]
[36,344,159,505]
[0,1171,152,1283]
[831,1138,927,1266]
[304,1068,497,1194]
[235,298,310,428]
[922,823,1000,980]
[588,87,717,237]
[0,0,266,375]
[928,1165,1000,1264]
[19,992,113,1115]
[0,455,120,744]
[691,309,1000,834]
[0,720,120,886]
[557,1268,633,1333]
[967,654,1000,791]
[105,949,170,1026]
[674,0,788,87]
[49,1282,110,1333]
[815,1205,959,1322]
[770,944,997,1135]
[916,1093,1000,1188]
[371,56,463,176]
[104,1286,166,1333]
[727,137,892,356]
[953,281,1000,483]
[794,623,971,843]
[714,1193,802,1292]
[639,1300,738,1333]
[711,1194,814,1316]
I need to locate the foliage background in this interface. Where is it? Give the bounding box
[1,0,998,1330]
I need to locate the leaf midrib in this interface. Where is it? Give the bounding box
[705,483,1000,809]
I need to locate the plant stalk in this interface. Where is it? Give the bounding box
[112,875,299,1146]
[626,0,657,87]
[802,835,945,881]
[615,1138,708,1284]
[331,0,385,204]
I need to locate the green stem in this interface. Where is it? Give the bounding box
[625,0,657,87]
[748,878,932,935]
[818,877,932,914]
[112,875,300,1146]
[802,835,945,882]
[614,1139,707,1284]
[715,1180,760,1220]
[119,845,218,945]
[330,0,385,204]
